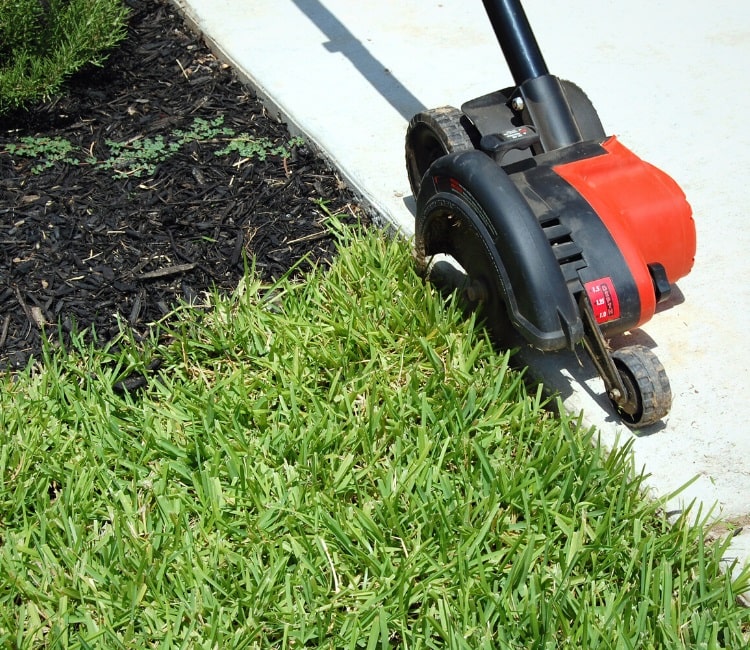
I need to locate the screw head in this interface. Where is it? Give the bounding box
[511,96,525,112]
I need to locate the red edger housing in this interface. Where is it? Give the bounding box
[405,0,696,427]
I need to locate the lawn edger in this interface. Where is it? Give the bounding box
[405,0,695,427]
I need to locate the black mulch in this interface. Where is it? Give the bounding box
[0,0,368,370]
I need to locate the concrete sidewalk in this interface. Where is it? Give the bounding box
[171,0,750,590]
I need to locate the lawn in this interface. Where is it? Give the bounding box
[1,222,747,648]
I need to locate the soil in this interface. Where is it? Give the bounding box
[0,0,367,370]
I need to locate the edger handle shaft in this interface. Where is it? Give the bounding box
[481,0,582,150]
[481,0,548,85]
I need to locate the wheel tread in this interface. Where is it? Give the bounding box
[405,106,476,196]
[612,344,672,427]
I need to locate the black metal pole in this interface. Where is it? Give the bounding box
[481,0,582,149]
[481,0,548,85]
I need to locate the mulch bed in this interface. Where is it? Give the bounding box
[0,0,367,370]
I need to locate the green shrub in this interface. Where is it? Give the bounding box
[0,0,130,114]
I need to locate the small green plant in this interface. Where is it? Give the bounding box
[100,116,235,177]
[173,116,234,145]
[4,136,77,173]
[215,134,304,160]
[2,115,305,177]
[0,0,130,114]
[100,135,180,178]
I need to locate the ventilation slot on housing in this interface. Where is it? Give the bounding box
[540,217,587,289]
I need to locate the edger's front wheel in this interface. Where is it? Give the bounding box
[405,106,476,197]
[611,345,672,427]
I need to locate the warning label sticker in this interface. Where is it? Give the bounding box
[585,277,621,324]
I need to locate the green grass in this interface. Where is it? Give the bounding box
[0,222,747,648]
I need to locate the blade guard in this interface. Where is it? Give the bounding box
[416,150,583,351]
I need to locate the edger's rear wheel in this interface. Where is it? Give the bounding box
[611,345,672,427]
[405,107,476,197]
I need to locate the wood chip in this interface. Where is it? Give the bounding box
[138,263,197,280]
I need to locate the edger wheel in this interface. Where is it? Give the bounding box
[611,345,672,428]
[405,107,476,197]
[419,193,516,348]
